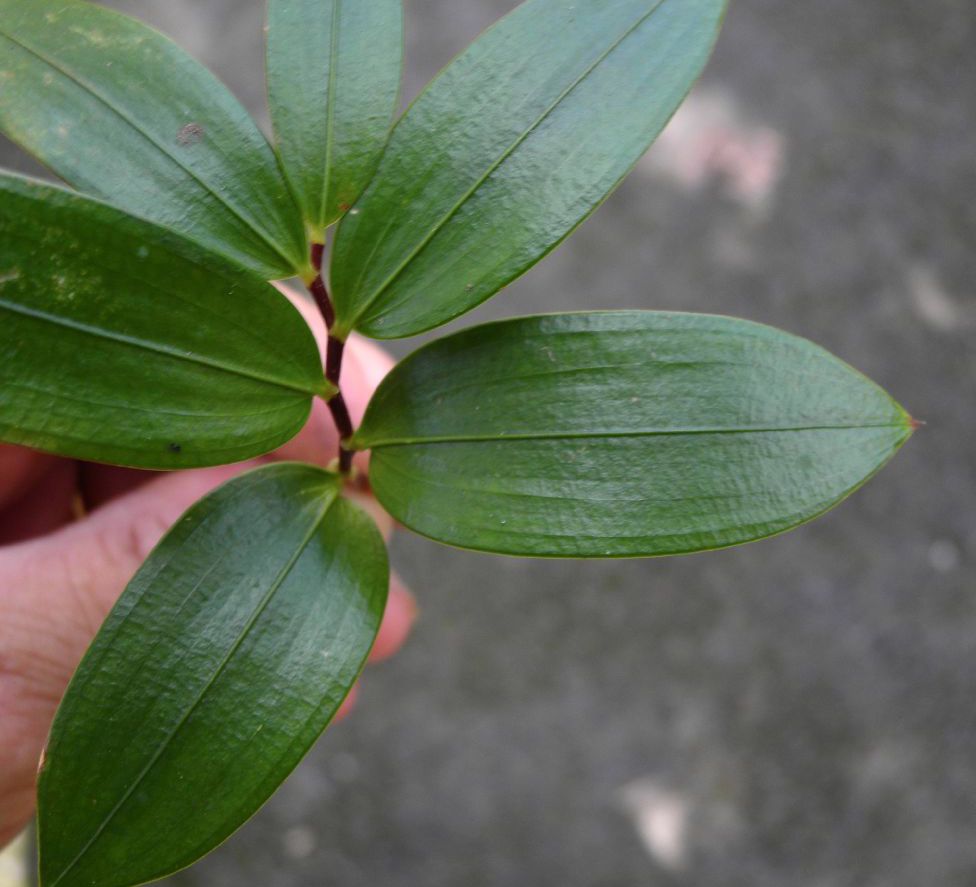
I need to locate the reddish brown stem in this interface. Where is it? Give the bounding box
[309,276,334,330]
[327,397,354,474]
[325,332,344,383]
[308,243,334,329]
[307,243,353,474]
[324,335,354,474]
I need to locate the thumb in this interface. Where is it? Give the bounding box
[0,464,252,847]
[10,464,251,689]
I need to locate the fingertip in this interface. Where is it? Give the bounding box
[343,488,395,540]
[346,333,395,390]
[274,398,340,467]
[369,572,417,663]
[333,684,359,724]
[50,463,256,622]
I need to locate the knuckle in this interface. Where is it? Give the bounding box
[110,507,174,573]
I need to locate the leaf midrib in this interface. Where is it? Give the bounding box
[46,486,338,887]
[337,0,668,334]
[0,296,324,397]
[356,422,910,450]
[0,28,298,275]
[317,0,343,227]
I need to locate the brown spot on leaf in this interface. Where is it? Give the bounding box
[177,123,205,146]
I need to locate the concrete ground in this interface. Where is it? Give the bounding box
[3,1,974,884]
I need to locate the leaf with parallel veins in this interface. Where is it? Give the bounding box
[0,0,308,279]
[354,311,914,557]
[0,174,328,469]
[37,464,388,887]
[330,0,727,339]
[267,0,403,236]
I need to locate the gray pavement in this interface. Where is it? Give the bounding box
[3,1,974,884]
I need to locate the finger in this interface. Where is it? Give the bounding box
[332,684,359,725]
[273,396,340,468]
[338,491,412,663]
[342,487,395,540]
[343,333,396,416]
[369,571,417,664]
[0,459,77,546]
[0,463,254,846]
[339,333,396,478]
[78,464,158,511]
[332,574,419,728]
[0,443,57,513]
[28,463,252,645]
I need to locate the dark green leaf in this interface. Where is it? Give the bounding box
[329,0,727,339]
[267,0,403,236]
[353,312,915,557]
[0,174,328,469]
[38,463,388,887]
[0,0,307,279]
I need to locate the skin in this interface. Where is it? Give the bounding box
[0,289,416,848]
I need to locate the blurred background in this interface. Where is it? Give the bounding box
[2,0,974,884]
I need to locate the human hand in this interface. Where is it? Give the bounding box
[0,290,416,847]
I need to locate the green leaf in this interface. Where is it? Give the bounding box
[267,0,403,236]
[0,174,329,469]
[329,0,727,339]
[38,463,388,887]
[0,0,307,279]
[353,312,915,557]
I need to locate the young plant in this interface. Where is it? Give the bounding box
[0,0,915,884]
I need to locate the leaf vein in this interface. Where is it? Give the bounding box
[0,296,321,397]
[318,0,343,227]
[357,423,909,450]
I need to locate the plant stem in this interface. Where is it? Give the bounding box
[308,243,334,329]
[308,243,353,475]
[325,336,354,475]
